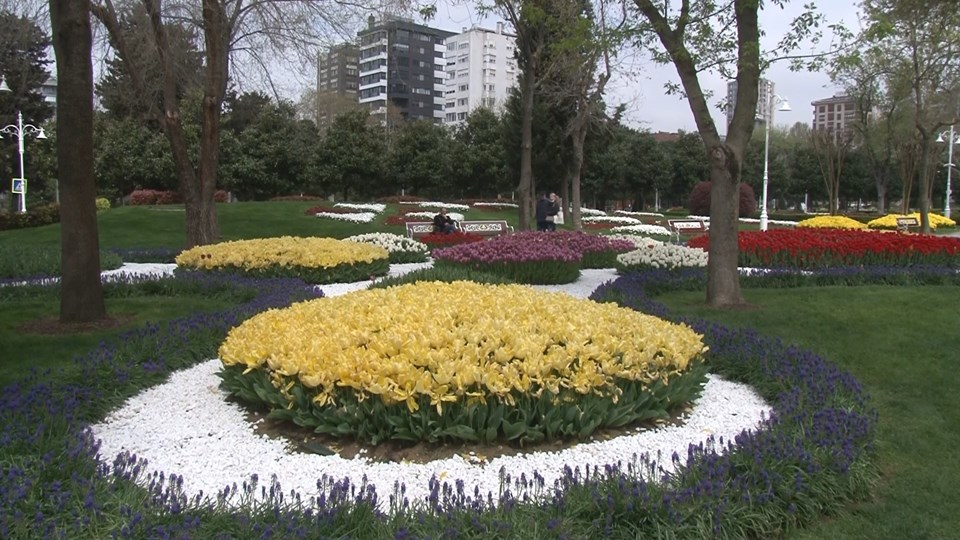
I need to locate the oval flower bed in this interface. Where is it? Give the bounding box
[617,241,709,272]
[868,212,956,230]
[433,235,582,284]
[796,215,868,230]
[218,281,708,445]
[688,228,960,268]
[542,230,636,268]
[175,236,389,283]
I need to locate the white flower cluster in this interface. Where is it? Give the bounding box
[418,201,470,211]
[473,202,519,209]
[344,232,428,253]
[609,224,674,236]
[603,234,664,248]
[579,208,608,217]
[617,243,709,270]
[316,212,377,223]
[335,203,387,213]
[405,211,466,221]
[739,217,797,227]
[614,210,665,219]
[582,215,641,225]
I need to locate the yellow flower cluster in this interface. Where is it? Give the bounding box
[219,282,707,413]
[796,215,868,230]
[175,236,389,271]
[867,213,957,230]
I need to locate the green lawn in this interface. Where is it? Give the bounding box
[0,201,527,250]
[656,285,960,540]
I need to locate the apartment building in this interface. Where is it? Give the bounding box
[811,94,857,140]
[315,43,360,130]
[725,78,775,126]
[357,15,453,124]
[442,22,519,125]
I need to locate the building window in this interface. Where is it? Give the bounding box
[459,41,469,49]
[459,84,468,91]
[457,98,468,106]
[457,112,467,120]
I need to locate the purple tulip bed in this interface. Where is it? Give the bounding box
[7,262,947,538]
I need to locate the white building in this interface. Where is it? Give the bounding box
[725,78,775,127]
[442,22,518,125]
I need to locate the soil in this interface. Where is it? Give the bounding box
[243,403,693,465]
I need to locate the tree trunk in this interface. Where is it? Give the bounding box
[570,123,586,231]
[518,68,535,230]
[51,0,106,323]
[706,144,745,307]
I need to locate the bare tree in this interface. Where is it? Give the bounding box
[811,128,852,214]
[91,0,370,247]
[50,0,107,323]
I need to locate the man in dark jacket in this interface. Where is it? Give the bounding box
[535,193,551,232]
[433,208,456,233]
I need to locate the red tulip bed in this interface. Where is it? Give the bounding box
[687,228,960,269]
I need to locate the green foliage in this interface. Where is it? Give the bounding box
[318,110,387,200]
[0,244,122,279]
[176,258,389,285]
[453,107,511,197]
[219,360,707,446]
[94,115,178,197]
[387,120,454,198]
[434,258,582,285]
[0,203,60,231]
[95,197,111,212]
[369,265,516,289]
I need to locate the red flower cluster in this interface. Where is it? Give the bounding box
[129,189,228,205]
[385,214,432,225]
[419,231,484,248]
[687,228,960,268]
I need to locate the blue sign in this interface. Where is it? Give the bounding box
[11,178,25,194]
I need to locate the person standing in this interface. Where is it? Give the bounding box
[535,192,552,232]
[547,193,561,231]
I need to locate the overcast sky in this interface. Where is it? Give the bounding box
[425,1,864,134]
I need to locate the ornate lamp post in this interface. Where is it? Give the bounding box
[936,125,957,220]
[0,77,47,214]
[759,94,792,231]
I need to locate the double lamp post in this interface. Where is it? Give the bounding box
[0,75,48,214]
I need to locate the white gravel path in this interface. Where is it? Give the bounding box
[89,263,772,511]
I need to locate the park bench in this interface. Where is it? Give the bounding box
[404,220,514,239]
[666,218,708,244]
[895,216,919,233]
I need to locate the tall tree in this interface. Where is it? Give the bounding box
[50,0,107,323]
[628,0,837,307]
[453,107,509,197]
[861,0,960,231]
[91,0,369,248]
[811,128,853,214]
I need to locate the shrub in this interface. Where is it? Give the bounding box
[0,203,61,231]
[688,181,757,217]
[128,189,182,205]
[269,194,324,201]
[95,198,111,212]
[214,190,229,203]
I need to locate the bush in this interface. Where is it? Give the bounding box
[688,181,757,217]
[95,198,111,212]
[0,203,61,231]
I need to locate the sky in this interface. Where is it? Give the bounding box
[421,1,865,134]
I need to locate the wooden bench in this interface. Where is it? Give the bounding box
[896,216,919,233]
[667,218,708,243]
[404,220,514,239]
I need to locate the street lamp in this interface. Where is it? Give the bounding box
[936,125,957,220]
[0,111,47,214]
[0,75,47,214]
[759,94,792,231]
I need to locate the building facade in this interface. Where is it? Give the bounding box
[315,43,360,130]
[725,78,775,127]
[811,94,857,140]
[357,15,453,124]
[442,22,518,125]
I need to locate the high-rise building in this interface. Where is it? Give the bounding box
[315,43,360,130]
[357,15,454,124]
[441,22,518,125]
[725,78,775,127]
[811,94,857,140]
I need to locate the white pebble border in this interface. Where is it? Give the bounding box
[90,263,772,512]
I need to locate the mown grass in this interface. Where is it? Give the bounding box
[655,285,960,540]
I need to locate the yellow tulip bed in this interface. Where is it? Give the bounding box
[175,236,390,284]
[867,212,957,230]
[218,281,708,445]
[796,215,868,230]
